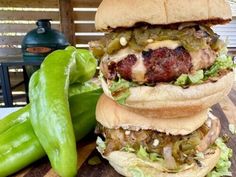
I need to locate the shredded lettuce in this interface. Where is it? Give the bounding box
[175,70,204,86]
[204,55,235,77]
[109,77,133,104]
[207,138,233,177]
[137,146,150,160]
[98,71,132,104]
[195,152,205,160]
[136,145,163,162]
[149,152,163,162]
[174,74,188,86]
[118,144,163,162]
[229,124,236,134]
[121,144,136,153]
[175,54,235,86]
[189,70,204,83]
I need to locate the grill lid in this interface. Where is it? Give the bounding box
[22,19,69,61]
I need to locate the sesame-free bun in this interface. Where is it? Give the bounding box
[101,71,234,119]
[96,94,209,135]
[99,147,220,177]
[95,0,232,31]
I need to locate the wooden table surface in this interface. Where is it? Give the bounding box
[14,84,236,177]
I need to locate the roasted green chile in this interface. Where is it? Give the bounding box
[29,47,97,177]
[0,83,102,176]
[90,25,219,58]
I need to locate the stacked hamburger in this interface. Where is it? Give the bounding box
[90,0,235,176]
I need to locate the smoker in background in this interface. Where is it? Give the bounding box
[21,19,69,77]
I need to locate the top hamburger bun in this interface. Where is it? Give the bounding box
[95,0,232,31]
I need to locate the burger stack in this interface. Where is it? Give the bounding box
[90,0,235,176]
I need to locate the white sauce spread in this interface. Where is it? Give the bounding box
[103,48,136,63]
[103,40,181,63]
[145,40,181,50]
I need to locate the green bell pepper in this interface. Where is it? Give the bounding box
[0,83,102,176]
[28,48,97,177]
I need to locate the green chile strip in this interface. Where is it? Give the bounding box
[0,110,44,177]
[0,88,102,177]
[29,48,97,177]
[91,26,218,58]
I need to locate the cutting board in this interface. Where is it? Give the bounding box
[14,87,236,177]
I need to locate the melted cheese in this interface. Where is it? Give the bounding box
[103,48,137,63]
[103,40,181,63]
[131,56,146,82]
[145,40,181,50]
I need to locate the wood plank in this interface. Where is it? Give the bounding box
[75,35,103,44]
[20,157,52,177]
[0,24,60,33]
[72,0,102,8]
[219,96,236,126]
[73,11,96,21]
[0,48,21,57]
[228,89,236,106]
[59,0,76,45]
[211,104,229,135]
[13,167,32,177]
[75,24,97,32]
[0,36,24,45]
[0,11,59,21]
[0,0,59,8]
[76,142,96,169]
[77,150,122,177]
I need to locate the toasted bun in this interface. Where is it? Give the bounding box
[99,147,220,177]
[96,94,209,135]
[101,71,234,119]
[95,0,232,31]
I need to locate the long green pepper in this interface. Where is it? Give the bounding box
[0,86,102,176]
[0,109,44,176]
[29,47,97,177]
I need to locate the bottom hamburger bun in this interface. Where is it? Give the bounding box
[96,94,209,135]
[99,147,220,177]
[101,71,234,119]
